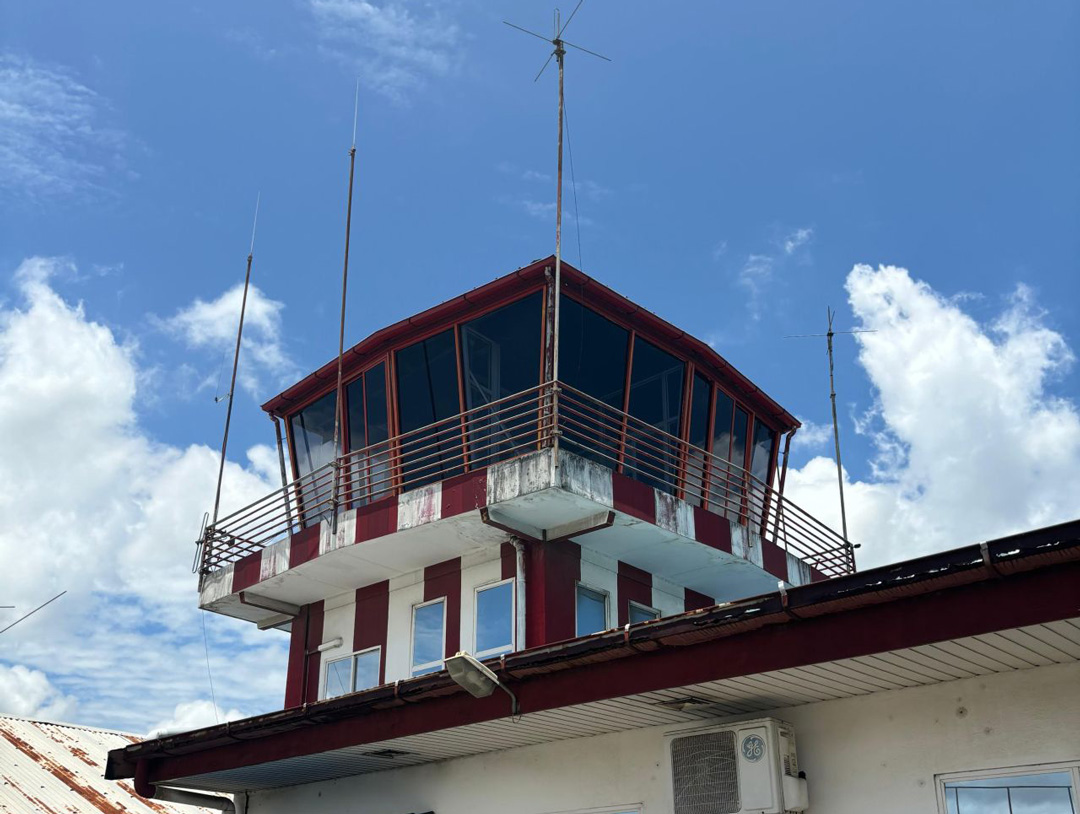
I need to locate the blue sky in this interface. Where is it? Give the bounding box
[1,1,1078,731]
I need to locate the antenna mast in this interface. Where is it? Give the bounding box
[211,193,261,527]
[331,81,360,533]
[504,1,609,387]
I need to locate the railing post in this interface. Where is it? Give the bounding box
[330,458,340,536]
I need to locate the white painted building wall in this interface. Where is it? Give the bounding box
[247,661,1080,814]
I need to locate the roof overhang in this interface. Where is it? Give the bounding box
[108,519,1080,792]
[260,256,800,431]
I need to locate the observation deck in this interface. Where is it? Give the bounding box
[195,257,854,635]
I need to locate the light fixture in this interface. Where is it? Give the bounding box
[445,651,519,716]
[316,637,344,653]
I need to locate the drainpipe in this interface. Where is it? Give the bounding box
[513,537,526,651]
[136,760,237,812]
[271,415,294,531]
[772,429,796,551]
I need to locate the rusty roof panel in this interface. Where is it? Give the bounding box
[0,715,221,814]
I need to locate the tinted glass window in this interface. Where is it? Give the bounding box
[750,419,775,485]
[345,364,390,505]
[461,293,542,465]
[629,602,660,624]
[626,337,684,493]
[475,581,514,656]
[291,391,337,477]
[353,648,381,691]
[412,599,445,675]
[685,373,711,507]
[396,330,463,488]
[708,390,735,518]
[559,297,629,468]
[944,772,1076,814]
[576,585,607,637]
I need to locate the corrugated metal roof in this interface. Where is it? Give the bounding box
[0,715,222,814]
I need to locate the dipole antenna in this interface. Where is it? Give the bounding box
[330,80,360,534]
[785,308,876,549]
[504,1,609,387]
[211,193,261,527]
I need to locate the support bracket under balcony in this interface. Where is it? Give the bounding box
[239,591,301,618]
[480,506,615,545]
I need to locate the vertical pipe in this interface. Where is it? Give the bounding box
[513,537,526,651]
[773,428,795,551]
[826,308,850,544]
[551,40,566,474]
[271,415,295,532]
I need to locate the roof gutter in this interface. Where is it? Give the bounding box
[135,759,237,812]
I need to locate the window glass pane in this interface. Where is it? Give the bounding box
[346,377,367,452]
[626,337,684,494]
[461,293,542,465]
[945,773,1075,814]
[353,648,381,691]
[396,330,463,488]
[324,657,352,699]
[291,391,337,477]
[475,581,514,656]
[345,364,390,506]
[412,600,445,674]
[708,390,735,518]
[559,297,629,469]
[629,602,660,624]
[725,407,750,522]
[576,585,607,637]
[685,373,711,507]
[748,418,777,531]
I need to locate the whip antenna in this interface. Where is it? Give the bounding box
[211,193,261,527]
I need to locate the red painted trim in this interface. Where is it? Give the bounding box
[692,505,732,553]
[141,561,1080,785]
[617,561,653,625]
[303,601,324,705]
[611,472,655,524]
[524,539,580,646]
[684,587,714,612]
[288,525,320,569]
[500,542,517,582]
[440,470,487,519]
[424,558,461,659]
[760,537,788,582]
[355,582,390,685]
[355,495,398,543]
[231,551,261,593]
[283,605,309,708]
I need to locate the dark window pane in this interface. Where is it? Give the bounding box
[626,337,684,494]
[629,602,659,624]
[708,390,736,519]
[686,374,711,507]
[412,600,445,675]
[576,585,607,637]
[345,364,391,506]
[461,293,542,465]
[748,419,777,532]
[396,330,463,488]
[727,406,750,522]
[475,581,514,656]
[945,772,1076,814]
[290,391,337,527]
[346,377,366,452]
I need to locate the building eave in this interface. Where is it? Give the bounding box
[107,518,1080,787]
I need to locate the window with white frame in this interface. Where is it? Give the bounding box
[475,579,515,658]
[323,646,382,699]
[576,583,608,637]
[628,600,660,624]
[938,762,1079,814]
[411,598,446,676]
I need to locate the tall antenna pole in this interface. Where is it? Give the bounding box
[211,193,260,527]
[826,307,849,543]
[331,81,360,533]
[552,13,566,385]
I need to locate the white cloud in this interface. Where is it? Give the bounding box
[782,227,813,255]
[147,700,245,739]
[162,283,297,397]
[0,53,130,204]
[786,264,1080,569]
[791,418,832,451]
[736,254,774,321]
[711,240,728,261]
[0,665,79,722]
[308,0,462,103]
[0,258,288,731]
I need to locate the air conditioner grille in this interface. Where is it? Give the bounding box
[671,731,740,814]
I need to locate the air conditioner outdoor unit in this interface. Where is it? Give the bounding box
[667,717,809,814]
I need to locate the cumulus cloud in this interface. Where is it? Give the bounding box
[0,53,130,204]
[147,700,245,739]
[0,258,288,731]
[308,0,462,102]
[0,665,79,722]
[791,418,832,451]
[162,283,297,396]
[786,264,1080,568]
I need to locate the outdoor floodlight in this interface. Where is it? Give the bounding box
[445,651,520,716]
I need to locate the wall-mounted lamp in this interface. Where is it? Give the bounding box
[316,637,344,653]
[445,651,519,717]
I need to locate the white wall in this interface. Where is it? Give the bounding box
[316,591,356,696]
[385,572,424,683]
[248,660,1080,814]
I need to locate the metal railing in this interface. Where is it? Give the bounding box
[196,382,855,579]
